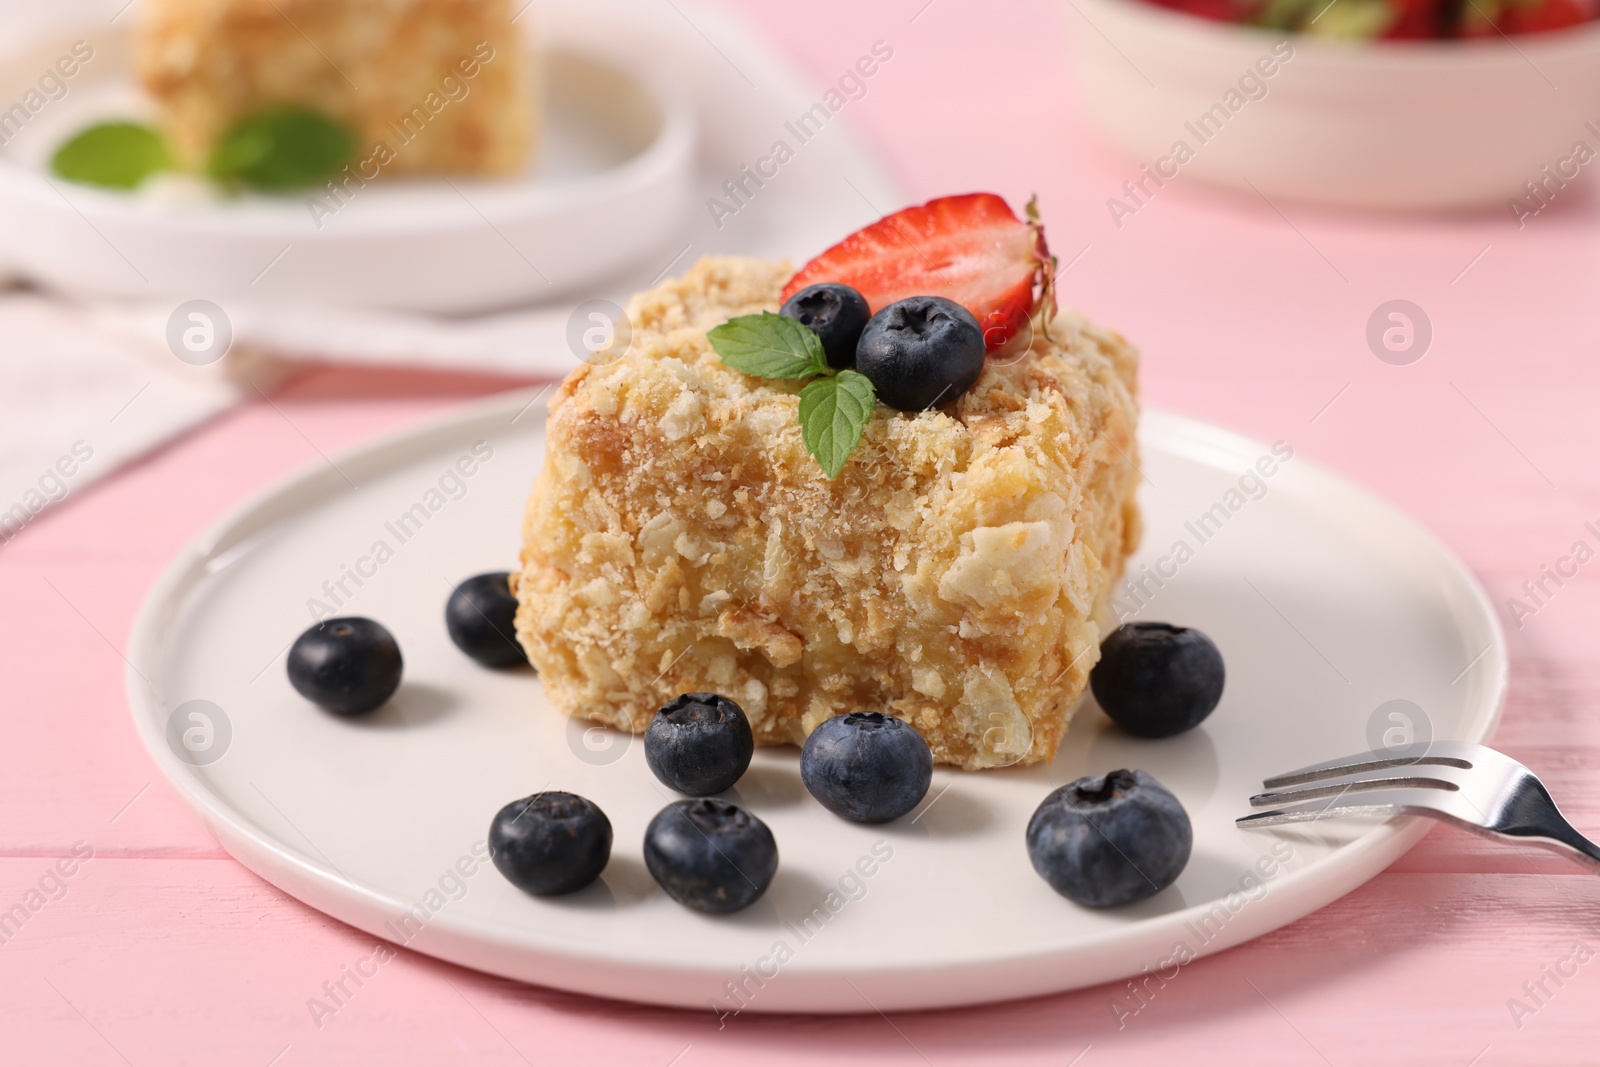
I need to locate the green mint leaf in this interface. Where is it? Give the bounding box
[210,107,356,190]
[708,312,829,380]
[798,370,875,479]
[51,122,170,190]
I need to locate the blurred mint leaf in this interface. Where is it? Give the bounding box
[210,107,355,190]
[708,312,829,380]
[51,122,170,190]
[798,370,875,479]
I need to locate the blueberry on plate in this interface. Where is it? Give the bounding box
[800,711,933,823]
[1026,769,1192,908]
[644,693,754,795]
[445,571,529,669]
[854,295,986,411]
[779,282,872,369]
[489,791,612,896]
[1090,622,1225,738]
[644,798,777,913]
[287,616,402,716]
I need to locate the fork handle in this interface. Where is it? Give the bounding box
[1491,783,1600,876]
[1514,826,1600,873]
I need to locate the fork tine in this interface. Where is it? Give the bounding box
[1237,787,1451,828]
[1261,741,1477,788]
[1251,773,1461,808]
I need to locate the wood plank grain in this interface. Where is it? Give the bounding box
[3,0,1600,1060]
[1,858,1596,1065]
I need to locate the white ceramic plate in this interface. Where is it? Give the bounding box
[1068,0,1600,209]
[0,20,694,311]
[126,392,1505,1014]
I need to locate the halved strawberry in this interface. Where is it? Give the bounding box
[1382,0,1445,37]
[780,193,1053,353]
[1504,0,1592,33]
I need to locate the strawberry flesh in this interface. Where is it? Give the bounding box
[1505,0,1591,32]
[781,193,1050,353]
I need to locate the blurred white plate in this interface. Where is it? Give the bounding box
[0,23,695,311]
[126,392,1506,1013]
[1069,0,1600,210]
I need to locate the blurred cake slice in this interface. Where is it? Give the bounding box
[136,0,534,176]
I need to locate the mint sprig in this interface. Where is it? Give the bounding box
[706,312,829,379]
[51,122,171,190]
[799,371,875,479]
[209,107,356,191]
[708,313,876,479]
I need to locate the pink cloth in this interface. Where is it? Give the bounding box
[3,0,1598,1062]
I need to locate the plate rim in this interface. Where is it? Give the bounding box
[124,388,1509,1013]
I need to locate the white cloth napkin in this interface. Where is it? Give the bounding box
[0,295,238,540]
[0,0,902,524]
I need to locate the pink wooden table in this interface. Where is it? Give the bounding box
[5,0,1600,1062]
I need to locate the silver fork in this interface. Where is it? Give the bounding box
[1238,740,1600,873]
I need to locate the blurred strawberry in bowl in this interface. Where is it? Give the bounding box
[1133,0,1594,33]
[1461,0,1594,35]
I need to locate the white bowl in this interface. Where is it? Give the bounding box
[1068,0,1600,210]
[0,23,695,312]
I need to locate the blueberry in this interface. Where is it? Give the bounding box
[1090,622,1225,738]
[1026,769,1192,907]
[644,693,754,795]
[446,571,529,669]
[489,791,612,896]
[287,616,402,716]
[800,712,933,823]
[643,798,777,913]
[854,295,985,411]
[780,282,872,369]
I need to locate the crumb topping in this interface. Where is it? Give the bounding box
[514,256,1141,769]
